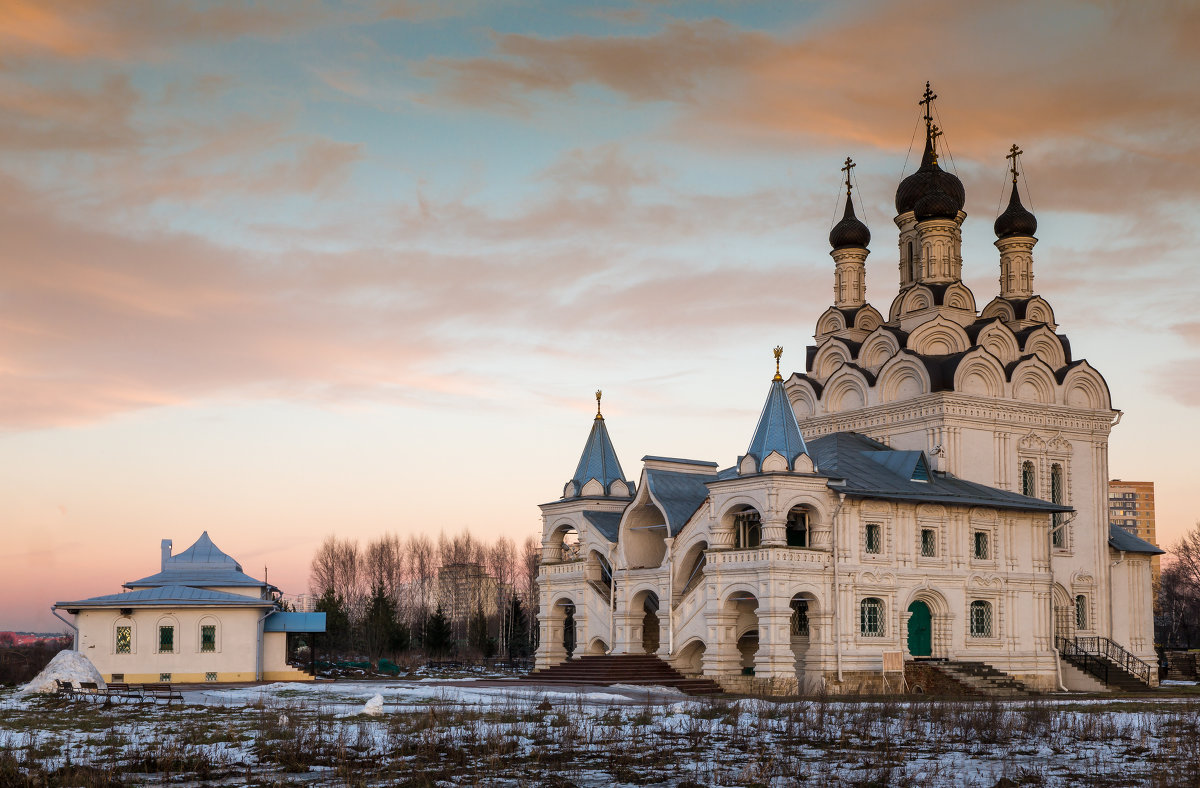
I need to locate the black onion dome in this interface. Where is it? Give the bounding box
[994,182,1037,238]
[829,196,871,250]
[914,187,960,222]
[895,134,966,216]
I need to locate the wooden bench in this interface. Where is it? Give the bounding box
[139,683,183,705]
[101,682,143,704]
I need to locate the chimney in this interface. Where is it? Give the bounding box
[161,539,173,571]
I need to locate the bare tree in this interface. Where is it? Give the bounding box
[309,535,362,611]
[1159,521,1200,648]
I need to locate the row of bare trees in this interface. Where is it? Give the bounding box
[1158,521,1200,649]
[309,530,540,660]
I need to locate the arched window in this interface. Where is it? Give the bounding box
[198,617,220,653]
[156,616,178,654]
[860,598,885,637]
[791,599,810,637]
[734,510,761,549]
[1075,595,1087,630]
[1021,461,1037,497]
[1051,464,1066,548]
[786,507,810,548]
[969,601,993,638]
[907,241,916,282]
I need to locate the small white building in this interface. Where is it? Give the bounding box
[55,532,323,684]
[536,87,1162,695]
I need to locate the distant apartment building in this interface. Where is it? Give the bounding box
[1109,480,1159,581]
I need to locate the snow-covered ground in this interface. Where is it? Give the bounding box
[2,679,1198,786]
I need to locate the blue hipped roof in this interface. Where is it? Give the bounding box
[582,510,622,542]
[743,377,808,472]
[125,531,272,590]
[567,415,631,497]
[644,469,719,536]
[56,585,273,609]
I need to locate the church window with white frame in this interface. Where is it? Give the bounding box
[1021,460,1037,497]
[920,528,937,557]
[969,600,993,638]
[973,530,990,560]
[1051,464,1067,548]
[1075,594,1088,630]
[860,598,885,636]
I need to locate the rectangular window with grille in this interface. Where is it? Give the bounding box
[970,601,993,637]
[115,626,131,654]
[973,531,989,560]
[159,673,171,683]
[860,598,884,636]
[921,529,936,557]
[201,625,216,653]
[158,625,174,653]
[791,600,809,637]
[205,672,218,682]
[865,523,882,554]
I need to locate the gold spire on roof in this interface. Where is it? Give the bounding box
[595,389,603,419]
[773,346,784,381]
[1006,143,1023,184]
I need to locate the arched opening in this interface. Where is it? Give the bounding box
[561,601,576,658]
[623,502,668,568]
[548,524,581,563]
[728,506,762,549]
[725,591,759,675]
[786,506,812,548]
[675,639,706,677]
[1052,584,1074,642]
[631,590,660,654]
[674,541,708,598]
[906,600,932,657]
[587,637,608,655]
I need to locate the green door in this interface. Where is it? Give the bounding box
[907,601,932,657]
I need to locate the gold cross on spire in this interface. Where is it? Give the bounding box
[773,346,784,381]
[919,81,937,130]
[841,156,856,197]
[595,389,603,419]
[1006,143,1023,184]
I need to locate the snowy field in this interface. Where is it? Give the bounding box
[2,680,1199,786]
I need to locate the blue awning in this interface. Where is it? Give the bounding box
[264,611,326,632]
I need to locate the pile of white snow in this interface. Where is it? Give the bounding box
[20,650,106,696]
[363,693,384,716]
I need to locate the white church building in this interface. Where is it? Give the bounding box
[536,86,1160,694]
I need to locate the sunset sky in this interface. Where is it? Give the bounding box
[3,1,1199,631]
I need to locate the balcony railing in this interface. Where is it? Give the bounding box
[707,545,831,568]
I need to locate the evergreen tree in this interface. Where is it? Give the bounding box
[468,603,496,659]
[424,606,453,658]
[315,587,352,655]
[363,583,405,661]
[506,596,531,659]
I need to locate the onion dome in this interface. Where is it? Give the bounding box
[994,182,1037,238]
[914,186,961,222]
[895,132,965,217]
[829,195,871,250]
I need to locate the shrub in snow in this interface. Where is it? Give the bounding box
[20,650,106,695]
[363,693,384,716]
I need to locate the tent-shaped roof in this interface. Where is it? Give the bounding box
[566,412,631,498]
[742,376,808,473]
[125,531,271,590]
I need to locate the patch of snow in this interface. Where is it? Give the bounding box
[363,693,384,716]
[19,650,105,695]
[1160,679,1198,686]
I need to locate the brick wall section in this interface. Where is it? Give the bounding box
[1165,651,1200,681]
[905,663,980,696]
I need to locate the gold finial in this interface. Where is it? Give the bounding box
[1006,143,1023,184]
[595,389,603,419]
[773,346,784,381]
[841,156,855,197]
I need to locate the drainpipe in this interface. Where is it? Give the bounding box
[51,607,79,651]
[832,492,846,682]
[254,607,275,682]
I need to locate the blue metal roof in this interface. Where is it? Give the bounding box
[1108,523,1164,555]
[170,531,241,571]
[567,415,631,497]
[644,469,718,536]
[264,611,327,632]
[582,510,623,543]
[56,585,273,609]
[743,377,808,472]
[808,432,1072,513]
[125,532,271,589]
[641,456,718,467]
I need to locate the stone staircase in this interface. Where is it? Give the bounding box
[520,654,724,696]
[1057,636,1155,692]
[923,660,1032,697]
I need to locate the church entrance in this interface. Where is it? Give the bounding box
[907,601,932,657]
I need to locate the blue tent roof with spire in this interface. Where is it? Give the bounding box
[742,376,808,472]
[567,414,630,497]
[124,531,272,590]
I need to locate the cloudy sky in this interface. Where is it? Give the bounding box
[2,0,1198,630]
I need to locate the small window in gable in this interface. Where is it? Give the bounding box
[912,455,930,482]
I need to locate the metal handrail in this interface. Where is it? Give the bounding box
[1057,635,1152,686]
[1057,636,1108,684]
